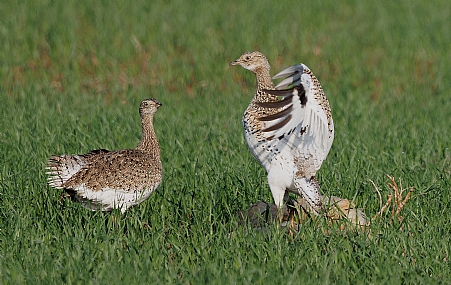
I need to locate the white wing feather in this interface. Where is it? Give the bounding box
[260,64,333,171]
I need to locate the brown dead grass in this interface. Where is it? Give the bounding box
[236,174,416,235]
[370,174,414,224]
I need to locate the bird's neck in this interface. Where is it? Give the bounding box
[253,66,276,102]
[136,115,160,159]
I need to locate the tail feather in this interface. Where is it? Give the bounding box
[45,155,86,188]
[46,149,109,189]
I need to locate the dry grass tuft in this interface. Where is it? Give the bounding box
[236,175,416,235]
[370,175,414,223]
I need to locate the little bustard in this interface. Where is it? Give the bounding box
[46,98,163,214]
[230,51,334,215]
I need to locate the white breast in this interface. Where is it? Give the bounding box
[73,183,160,213]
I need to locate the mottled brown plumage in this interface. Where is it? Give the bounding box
[46,98,163,213]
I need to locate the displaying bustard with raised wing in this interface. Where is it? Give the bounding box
[46,98,163,214]
[230,51,334,216]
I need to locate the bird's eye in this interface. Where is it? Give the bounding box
[245,56,251,60]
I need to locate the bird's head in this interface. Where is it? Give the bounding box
[139,98,162,116]
[230,51,270,73]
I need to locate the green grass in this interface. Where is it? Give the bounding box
[1,0,450,283]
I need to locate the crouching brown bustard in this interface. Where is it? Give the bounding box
[230,51,334,216]
[46,98,163,214]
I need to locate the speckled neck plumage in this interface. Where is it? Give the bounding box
[136,114,160,159]
[251,66,279,106]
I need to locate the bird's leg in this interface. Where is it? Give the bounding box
[285,200,297,237]
[59,190,77,205]
[268,166,294,232]
[294,176,326,218]
[268,163,309,233]
[269,184,286,225]
[270,186,296,235]
[58,192,71,204]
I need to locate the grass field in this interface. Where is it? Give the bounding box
[1,0,450,283]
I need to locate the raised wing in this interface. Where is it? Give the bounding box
[257,85,307,140]
[259,64,333,169]
[273,64,305,89]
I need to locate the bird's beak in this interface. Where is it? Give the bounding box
[229,60,239,66]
